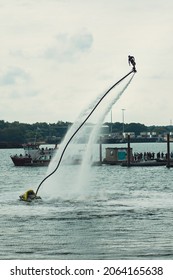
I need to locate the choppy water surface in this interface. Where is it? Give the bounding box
[0,143,173,260]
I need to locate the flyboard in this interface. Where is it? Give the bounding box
[19,57,137,202]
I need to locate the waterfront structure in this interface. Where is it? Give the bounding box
[103,147,133,165]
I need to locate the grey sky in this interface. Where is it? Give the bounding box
[0,0,173,125]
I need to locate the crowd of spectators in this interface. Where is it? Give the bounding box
[133,151,173,162]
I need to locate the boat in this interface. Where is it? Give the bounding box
[10,143,57,166]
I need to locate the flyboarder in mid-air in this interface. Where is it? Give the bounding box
[128,55,136,72]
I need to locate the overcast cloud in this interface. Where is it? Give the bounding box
[0,0,173,125]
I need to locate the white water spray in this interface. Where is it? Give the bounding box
[39,72,135,199]
[77,74,135,194]
[40,90,114,198]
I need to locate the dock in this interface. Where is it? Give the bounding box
[102,134,173,168]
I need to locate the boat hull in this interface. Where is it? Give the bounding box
[11,156,50,166]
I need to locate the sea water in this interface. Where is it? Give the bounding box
[0,142,173,260]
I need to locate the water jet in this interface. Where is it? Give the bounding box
[20,59,137,201]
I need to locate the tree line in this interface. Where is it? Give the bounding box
[0,120,71,147]
[0,120,172,148]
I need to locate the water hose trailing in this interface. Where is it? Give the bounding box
[35,68,136,196]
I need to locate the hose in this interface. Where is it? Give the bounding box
[35,69,135,195]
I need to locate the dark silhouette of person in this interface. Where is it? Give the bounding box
[128,55,137,72]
